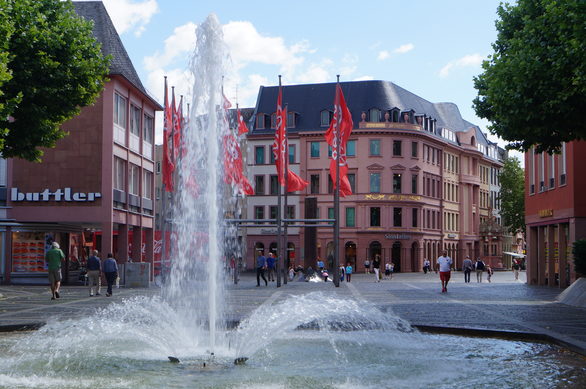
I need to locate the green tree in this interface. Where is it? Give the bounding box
[473,0,586,154]
[498,156,525,234]
[0,0,109,161]
[0,0,17,126]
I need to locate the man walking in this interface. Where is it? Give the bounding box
[87,250,102,296]
[46,242,65,300]
[462,255,473,283]
[372,255,381,282]
[437,250,452,293]
[267,252,276,282]
[475,257,485,283]
[103,253,118,297]
[256,251,268,287]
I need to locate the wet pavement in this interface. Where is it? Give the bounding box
[1,270,585,355]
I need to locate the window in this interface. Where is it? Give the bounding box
[370,207,381,227]
[393,173,402,194]
[393,207,402,227]
[129,164,140,196]
[270,175,279,195]
[347,173,356,193]
[254,206,265,221]
[411,174,418,194]
[289,144,295,164]
[411,141,418,158]
[412,208,418,228]
[286,205,295,219]
[328,207,334,224]
[287,111,296,128]
[393,140,402,156]
[328,175,333,194]
[539,152,545,191]
[130,105,141,136]
[370,139,381,156]
[269,206,278,220]
[529,147,535,194]
[549,153,555,189]
[560,143,567,185]
[328,145,333,157]
[114,94,127,128]
[143,114,154,144]
[155,161,161,174]
[310,174,320,194]
[255,175,265,195]
[369,108,380,122]
[270,147,276,164]
[256,114,265,129]
[320,110,332,126]
[114,157,125,191]
[310,142,320,158]
[347,140,356,157]
[143,171,153,199]
[370,173,381,193]
[346,207,356,227]
[255,146,265,164]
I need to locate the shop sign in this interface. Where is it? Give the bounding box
[364,194,421,201]
[11,187,102,202]
[538,209,553,218]
[384,233,411,240]
[260,229,277,235]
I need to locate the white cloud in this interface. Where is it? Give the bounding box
[394,43,414,54]
[439,54,484,78]
[144,23,197,71]
[353,75,374,81]
[377,51,390,61]
[101,0,159,37]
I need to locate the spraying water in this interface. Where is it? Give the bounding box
[162,14,234,353]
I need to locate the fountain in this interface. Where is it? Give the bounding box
[1,14,586,389]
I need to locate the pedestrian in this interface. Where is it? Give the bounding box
[317,257,325,271]
[390,261,395,279]
[256,251,268,287]
[345,263,353,282]
[437,250,452,293]
[364,258,371,274]
[486,264,493,283]
[322,269,329,282]
[45,242,65,300]
[384,262,391,280]
[372,255,381,282]
[475,258,485,283]
[423,258,431,274]
[512,260,521,280]
[288,266,295,281]
[462,255,473,283]
[339,265,345,282]
[267,252,276,282]
[103,253,118,297]
[87,250,102,296]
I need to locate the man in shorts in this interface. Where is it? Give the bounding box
[436,250,452,293]
[46,242,65,300]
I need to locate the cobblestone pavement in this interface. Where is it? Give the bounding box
[1,270,585,354]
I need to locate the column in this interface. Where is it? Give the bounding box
[558,223,567,288]
[527,226,538,285]
[131,226,142,262]
[537,226,546,285]
[547,225,556,286]
[101,221,113,260]
[117,223,129,262]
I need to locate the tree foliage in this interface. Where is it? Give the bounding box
[0,0,17,126]
[0,0,109,161]
[473,0,586,154]
[498,156,525,234]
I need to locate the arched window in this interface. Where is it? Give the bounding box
[369,241,382,259]
[269,242,278,255]
[345,241,357,265]
[254,242,265,255]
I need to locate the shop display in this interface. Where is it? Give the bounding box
[12,232,48,273]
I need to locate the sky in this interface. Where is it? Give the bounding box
[77,0,516,154]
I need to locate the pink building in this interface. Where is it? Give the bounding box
[246,81,504,272]
[1,2,161,284]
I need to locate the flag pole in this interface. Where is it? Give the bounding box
[333,75,341,287]
[276,75,283,288]
[283,102,289,286]
[161,76,169,277]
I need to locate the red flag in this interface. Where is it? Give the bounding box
[223,90,232,109]
[162,79,175,192]
[237,107,248,135]
[272,85,308,192]
[325,83,354,197]
[223,133,254,195]
[173,95,183,160]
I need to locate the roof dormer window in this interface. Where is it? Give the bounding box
[369,108,381,122]
[320,110,332,127]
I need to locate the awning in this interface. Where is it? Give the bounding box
[503,251,526,258]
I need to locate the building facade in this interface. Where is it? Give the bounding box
[1,2,161,284]
[525,141,586,287]
[245,81,504,272]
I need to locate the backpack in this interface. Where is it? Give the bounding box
[476,261,485,271]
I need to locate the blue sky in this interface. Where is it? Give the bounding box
[81,0,512,150]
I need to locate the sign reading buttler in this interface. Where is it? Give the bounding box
[11,187,102,202]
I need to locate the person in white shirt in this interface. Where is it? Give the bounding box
[436,250,453,293]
